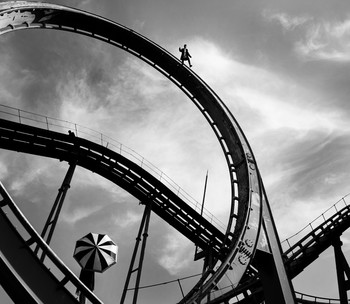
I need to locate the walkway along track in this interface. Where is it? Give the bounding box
[0,2,266,303]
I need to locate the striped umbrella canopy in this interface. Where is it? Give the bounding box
[73,232,118,273]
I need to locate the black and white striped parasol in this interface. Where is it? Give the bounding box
[74,232,118,273]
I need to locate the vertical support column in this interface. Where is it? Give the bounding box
[254,182,296,304]
[201,247,214,302]
[34,161,77,261]
[333,237,350,304]
[120,201,152,304]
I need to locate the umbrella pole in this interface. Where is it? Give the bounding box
[78,268,95,304]
[120,201,152,304]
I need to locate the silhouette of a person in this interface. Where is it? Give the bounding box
[179,44,192,67]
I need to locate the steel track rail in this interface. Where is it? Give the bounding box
[0,2,263,302]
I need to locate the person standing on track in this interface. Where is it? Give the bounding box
[179,44,192,67]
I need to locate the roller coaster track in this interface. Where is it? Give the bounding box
[1,1,343,304]
[0,1,265,302]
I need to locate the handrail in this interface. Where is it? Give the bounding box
[281,193,350,252]
[295,291,346,303]
[0,104,226,232]
[0,181,103,304]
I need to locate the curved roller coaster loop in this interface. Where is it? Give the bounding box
[0,2,269,303]
[2,1,347,304]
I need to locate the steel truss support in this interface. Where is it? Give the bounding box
[34,161,77,261]
[120,200,153,304]
[254,184,296,304]
[333,237,350,303]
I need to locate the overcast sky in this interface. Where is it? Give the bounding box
[1,0,350,303]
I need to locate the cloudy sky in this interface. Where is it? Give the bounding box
[1,0,350,302]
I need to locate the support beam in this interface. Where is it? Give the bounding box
[34,161,77,261]
[254,183,296,304]
[201,247,214,302]
[120,201,153,304]
[333,237,350,304]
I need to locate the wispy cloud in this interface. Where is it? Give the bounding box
[61,204,104,224]
[4,155,62,201]
[295,19,350,61]
[112,210,142,228]
[263,10,350,62]
[156,231,194,275]
[263,10,311,31]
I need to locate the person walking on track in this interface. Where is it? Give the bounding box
[179,44,192,67]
